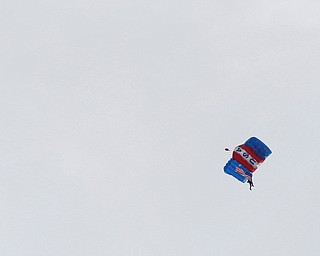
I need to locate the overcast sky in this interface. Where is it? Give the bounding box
[1,0,320,255]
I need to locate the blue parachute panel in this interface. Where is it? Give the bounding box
[224,159,252,183]
[244,137,272,159]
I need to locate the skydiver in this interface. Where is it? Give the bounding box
[247,180,254,190]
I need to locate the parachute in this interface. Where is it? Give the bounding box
[224,137,272,189]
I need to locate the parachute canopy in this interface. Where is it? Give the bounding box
[224,137,272,185]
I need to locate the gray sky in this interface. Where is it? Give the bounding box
[1,0,320,255]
